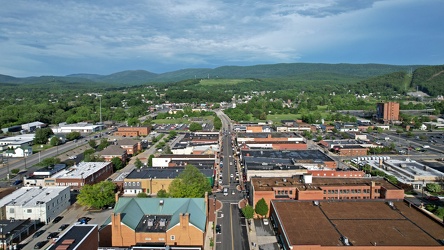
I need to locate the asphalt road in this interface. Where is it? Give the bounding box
[215,110,249,250]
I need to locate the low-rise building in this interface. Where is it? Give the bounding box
[114,126,150,137]
[123,167,214,195]
[0,186,70,223]
[52,122,103,133]
[0,134,34,150]
[98,145,128,164]
[48,224,99,250]
[117,138,141,156]
[250,176,404,217]
[152,154,216,168]
[108,197,207,248]
[49,162,113,190]
[270,199,444,249]
[241,149,337,181]
[24,164,67,187]
[0,219,35,248]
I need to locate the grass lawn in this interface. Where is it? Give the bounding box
[32,144,52,153]
[267,114,301,124]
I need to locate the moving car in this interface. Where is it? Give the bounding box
[215,224,221,234]
[223,187,228,196]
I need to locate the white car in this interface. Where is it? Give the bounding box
[230,174,234,178]
[263,218,269,225]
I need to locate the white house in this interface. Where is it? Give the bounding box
[0,186,70,223]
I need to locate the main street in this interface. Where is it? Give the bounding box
[214,110,250,250]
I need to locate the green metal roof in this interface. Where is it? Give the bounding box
[114,197,206,232]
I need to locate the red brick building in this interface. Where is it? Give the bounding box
[376,102,400,124]
[50,162,113,190]
[115,126,150,137]
[250,176,404,217]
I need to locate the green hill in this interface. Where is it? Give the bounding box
[411,65,444,96]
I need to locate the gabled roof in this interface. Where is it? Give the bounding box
[114,197,206,232]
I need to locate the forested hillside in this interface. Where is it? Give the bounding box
[411,65,444,96]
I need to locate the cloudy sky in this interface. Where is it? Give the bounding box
[1,0,443,77]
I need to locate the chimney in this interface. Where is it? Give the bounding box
[179,213,190,226]
[115,191,121,203]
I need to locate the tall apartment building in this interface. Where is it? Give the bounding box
[376,102,400,123]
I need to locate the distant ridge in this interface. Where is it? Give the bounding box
[0,63,427,85]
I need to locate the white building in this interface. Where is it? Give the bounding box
[0,134,35,149]
[52,122,103,133]
[0,186,70,223]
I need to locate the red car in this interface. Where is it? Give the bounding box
[426,196,440,201]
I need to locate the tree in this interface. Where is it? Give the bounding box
[426,183,442,193]
[168,165,211,198]
[88,139,97,148]
[148,154,154,167]
[97,138,109,150]
[255,198,269,218]
[111,157,123,171]
[189,122,203,132]
[241,204,254,219]
[77,181,116,209]
[134,158,143,169]
[66,131,81,141]
[136,192,149,198]
[157,189,169,198]
[34,127,54,144]
[36,157,61,167]
[49,136,61,146]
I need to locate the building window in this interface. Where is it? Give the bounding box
[170,235,175,240]
[27,209,32,213]
[9,208,14,213]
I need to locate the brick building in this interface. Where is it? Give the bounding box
[376,102,400,124]
[270,199,444,249]
[249,176,404,217]
[109,197,207,248]
[117,138,141,156]
[115,126,150,137]
[123,167,214,195]
[49,162,113,190]
[99,145,128,164]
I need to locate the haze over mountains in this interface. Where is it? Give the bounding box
[0,63,424,85]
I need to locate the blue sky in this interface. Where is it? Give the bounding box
[1,0,443,77]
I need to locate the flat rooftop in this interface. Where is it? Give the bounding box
[0,186,69,207]
[49,224,97,250]
[272,200,444,247]
[52,162,111,179]
[251,177,399,191]
[237,132,303,139]
[242,149,334,162]
[155,154,215,159]
[126,168,214,180]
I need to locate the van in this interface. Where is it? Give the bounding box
[423,145,430,149]
[223,187,228,196]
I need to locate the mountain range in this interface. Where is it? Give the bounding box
[0,63,424,85]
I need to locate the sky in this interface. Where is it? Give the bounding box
[1,0,443,77]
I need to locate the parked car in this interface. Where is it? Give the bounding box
[263,218,269,225]
[47,232,59,239]
[58,224,69,231]
[77,217,91,224]
[34,240,49,249]
[32,230,45,238]
[53,216,63,223]
[215,224,221,234]
[426,196,440,201]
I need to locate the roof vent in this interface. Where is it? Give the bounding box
[313,201,319,206]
